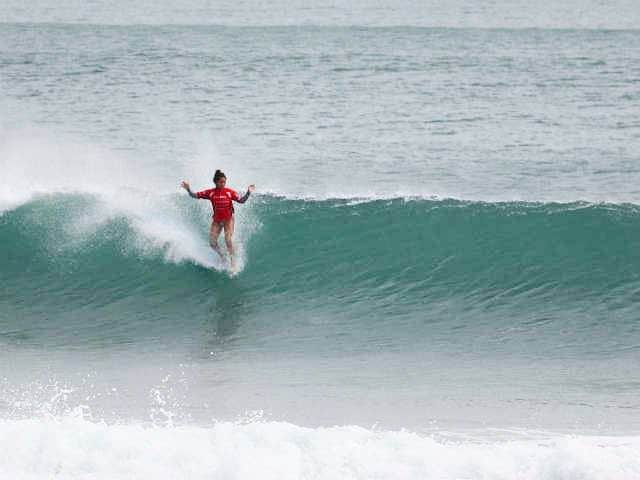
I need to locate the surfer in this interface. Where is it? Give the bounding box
[181,170,255,271]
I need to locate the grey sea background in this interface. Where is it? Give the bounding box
[1,1,640,478]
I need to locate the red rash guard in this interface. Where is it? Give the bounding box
[196,187,240,222]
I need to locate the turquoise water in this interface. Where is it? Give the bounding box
[2,195,639,429]
[4,197,640,351]
[1,13,640,479]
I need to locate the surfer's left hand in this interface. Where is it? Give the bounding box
[247,184,256,193]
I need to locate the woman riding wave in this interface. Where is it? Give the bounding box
[181,170,255,271]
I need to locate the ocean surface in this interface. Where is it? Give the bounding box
[2,2,640,478]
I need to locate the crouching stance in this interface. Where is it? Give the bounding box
[181,169,255,271]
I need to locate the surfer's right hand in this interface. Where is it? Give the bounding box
[181,181,190,190]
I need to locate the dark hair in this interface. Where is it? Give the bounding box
[213,169,226,183]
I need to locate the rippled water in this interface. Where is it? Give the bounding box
[2,7,640,478]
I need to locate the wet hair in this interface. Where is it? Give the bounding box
[213,169,226,183]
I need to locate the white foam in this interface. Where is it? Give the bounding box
[0,127,256,272]
[0,416,638,480]
[3,126,636,222]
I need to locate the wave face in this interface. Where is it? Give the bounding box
[2,194,640,355]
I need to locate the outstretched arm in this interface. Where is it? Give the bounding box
[236,184,256,204]
[181,181,198,199]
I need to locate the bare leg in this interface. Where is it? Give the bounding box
[223,217,236,271]
[209,221,225,261]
